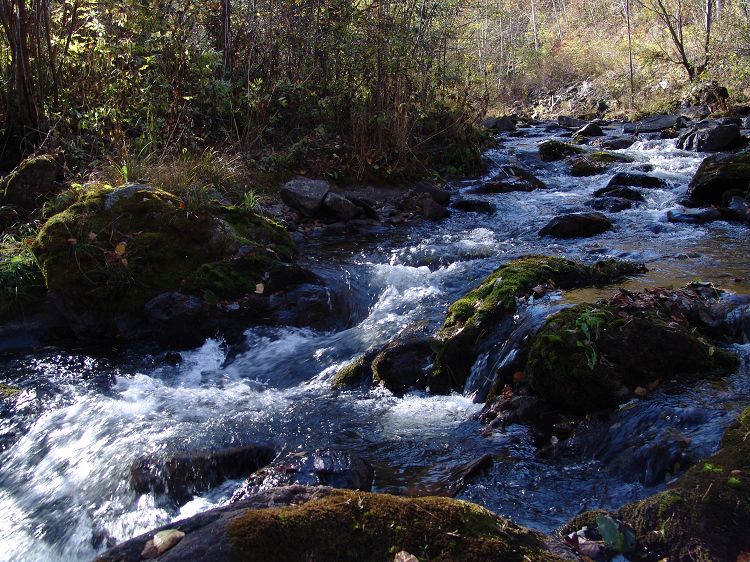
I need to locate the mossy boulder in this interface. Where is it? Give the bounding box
[433,256,645,392]
[526,291,739,414]
[689,151,750,204]
[565,406,750,561]
[0,154,61,212]
[569,152,633,177]
[0,243,46,322]
[31,183,299,336]
[96,486,571,562]
[538,140,586,162]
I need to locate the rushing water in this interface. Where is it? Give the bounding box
[1,124,749,561]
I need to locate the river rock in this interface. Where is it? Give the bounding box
[593,136,636,150]
[96,486,570,562]
[451,199,495,214]
[558,115,588,129]
[588,197,632,212]
[0,154,61,212]
[623,114,684,133]
[593,186,644,201]
[280,176,330,216]
[676,123,745,152]
[322,192,362,221]
[570,152,632,177]
[525,288,739,413]
[230,449,374,502]
[667,208,723,224]
[688,151,750,204]
[726,194,750,223]
[421,197,449,220]
[606,172,665,189]
[412,181,451,205]
[538,212,613,238]
[482,115,517,132]
[538,140,586,162]
[574,123,604,137]
[472,164,546,193]
[130,444,276,505]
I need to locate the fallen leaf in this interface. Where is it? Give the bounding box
[114,242,127,256]
[255,283,265,294]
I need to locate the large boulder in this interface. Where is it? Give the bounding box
[538,140,585,162]
[482,115,517,132]
[569,152,632,177]
[322,192,362,221]
[574,123,604,137]
[130,444,276,505]
[587,197,632,212]
[0,154,61,212]
[526,287,740,413]
[280,177,330,216]
[606,172,665,189]
[538,212,613,238]
[31,184,302,339]
[471,164,546,194]
[95,486,572,562]
[676,122,745,152]
[623,114,683,133]
[688,151,750,204]
[558,116,588,129]
[230,449,374,502]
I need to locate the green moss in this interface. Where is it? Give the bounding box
[569,151,633,177]
[227,489,564,562]
[0,240,46,321]
[32,185,298,316]
[331,354,376,390]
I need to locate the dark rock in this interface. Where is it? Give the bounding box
[412,181,451,205]
[104,183,158,210]
[558,116,588,129]
[268,281,353,332]
[538,140,586,162]
[574,123,604,137]
[0,154,61,211]
[593,186,645,201]
[676,123,745,152]
[322,192,362,221]
[683,80,730,112]
[482,115,517,132]
[570,152,632,177]
[594,136,636,150]
[444,454,494,497]
[130,444,276,505]
[689,151,750,204]
[681,105,712,121]
[421,197,449,221]
[280,177,330,216]
[588,197,632,212]
[659,127,681,139]
[667,208,723,224]
[346,196,380,220]
[472,164,546,193]
[230,449,374,502]
[606,172,665,189]
[96,486,566,562]
[538,212,613,238]
[451,199,495,214]
[623,114,683,133]
[725,194,750,223]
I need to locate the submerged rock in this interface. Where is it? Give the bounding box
[471,164,546,193]
[451,199,495,214]
[525,287,740,413]
[96,486,571,562]
[538,140,585,162]
[538,212,613,238]
[688,151,750,204]
[230,449,373,502]
[606,172,665,189]
[130,444,276,505]
[667,207,723,224]
[593,186,644,201]
[587,197,632,212]
[569,152,632,177]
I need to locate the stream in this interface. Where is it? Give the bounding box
[1,123,749,561]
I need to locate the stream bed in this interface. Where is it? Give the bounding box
[1,123,749,561]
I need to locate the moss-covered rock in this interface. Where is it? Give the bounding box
[0,242,46,322]
[565,406,750,561]
[0,154,61,212]
[31,183,298,331]
[96,486,571,562]
[526,294,739,413]
[569,152,633,177]
[538,140,586,162]
[689,151,750,204]
[433,256,646,392]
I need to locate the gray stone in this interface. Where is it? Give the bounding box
[575,123,604,137]
[607,172,665,189]
[421,197,449,220]
[623,114,683,133]
[593,186,645,201]
[689,152,750,204]
[588,197,633,212]
[538,212,613,238]
[280,176,330,216]
[482,115,516,132]
[677,123,744,152]
[1,154,61,211]
[558,115,588,128]
[104,183,158,210]
[322,192,362,221]
[667,208,723,224]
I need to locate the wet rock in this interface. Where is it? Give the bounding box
[412,181,451,206]
[96,486,569,562]
[676,123,745,152]
[482,115,517,132]
[130,444,276,505]
[451,199,495,214]
[688,151,750,204]
[322,192,362,221]
[726,194,750,223]
[574,123,604,137]
[588,197,632,212]
[623,114,683,133]
[421,197,449,221]
[346,196,380,220]
[594,136,636,150]
[567,406,750,562]
[606,171,665,189]
[471,164,546,193]
[569,152,632,177]
[558,115,588,129]
[667,207,723,224]
[444,454,494,497]
[268,281,353,332]
[525,289,739,413]
[538,140,585,162]
[538,212,613,238]
[141,529,185,559]
[593,186,645,201]
[433,256,645,392]
[280,176,330,217]
[230,449,374,501]
[0,154,61,212]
